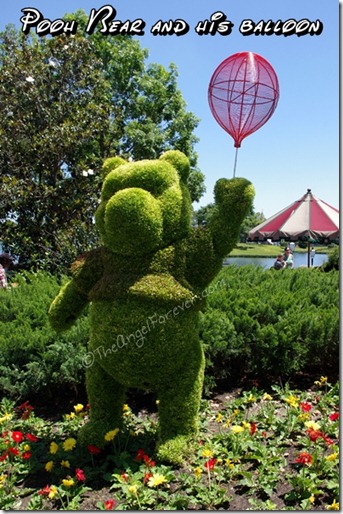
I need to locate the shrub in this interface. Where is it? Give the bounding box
[0,271,88,401]
[200,265,339,392]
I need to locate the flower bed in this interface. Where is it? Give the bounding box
[0,376,339,510]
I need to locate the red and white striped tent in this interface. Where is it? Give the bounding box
[248,189,339,266]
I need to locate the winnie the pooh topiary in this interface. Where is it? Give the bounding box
[49,150,254,464]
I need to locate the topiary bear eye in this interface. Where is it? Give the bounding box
[101,160,178,202]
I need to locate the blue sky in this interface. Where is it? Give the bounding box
[0,0,339,217]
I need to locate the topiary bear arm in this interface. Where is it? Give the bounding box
[208,178,255,260]
[183,178,254,291]
[49,248,104,332]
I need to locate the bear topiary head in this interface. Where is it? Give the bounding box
[95,150,192,256]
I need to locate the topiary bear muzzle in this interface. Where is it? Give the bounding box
[101,187,163,255]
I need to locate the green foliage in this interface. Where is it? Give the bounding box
[0,18,202,271]
[320,246,339,271]
[0,271,88,400]
[201,265,339,392]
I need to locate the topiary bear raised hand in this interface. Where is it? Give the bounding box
[49,150,254,464]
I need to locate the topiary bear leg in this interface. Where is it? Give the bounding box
[156,348,205,465]
[78,360,126,449]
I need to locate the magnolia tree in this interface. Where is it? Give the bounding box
[0,15,203,271]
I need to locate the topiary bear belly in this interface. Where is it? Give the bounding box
[88,274,202,388]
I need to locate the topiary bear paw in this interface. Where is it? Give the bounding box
[78,419,121,449]
[156,435,194,466]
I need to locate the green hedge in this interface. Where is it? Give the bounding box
[200,265,339,392]
[0,266,339,401]
[0,271,88,400]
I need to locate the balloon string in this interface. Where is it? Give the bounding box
[233,147,239,178]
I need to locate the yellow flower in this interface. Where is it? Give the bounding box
[0,413,12,423]
[262,393,273,401]
[45,460,54,472]
[104,428,120,441]
[123,404,130,412]
[128,485,138,494]
[61,460,71,468]
[285,395,299,408]
[62,438,77,451]
[225,458,235,469]
[147,473,168,488]
[194,467,202,479]
[216,413,223,423]
[309,495,315,504]
[62,478,75,487]
[297,413,310,422]
[305,420,321,431]
[326,452,338,462]
[201,449,213,458]
[326,499,339,510]
[231,425,245,434]
[315,376,328,386]
[48,485,58,499]
[242,421,251,430]
[74,403,84,413]
[0,474,7,488]
[247,394,256,402]
[66,412,76,420]
[50,441,59,454]
[23,444,31,452]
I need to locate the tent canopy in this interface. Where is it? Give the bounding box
[249,189,339,242]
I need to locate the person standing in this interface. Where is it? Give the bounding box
[283,247,294,269]
[310,247,316,267]
[0,253,13,288]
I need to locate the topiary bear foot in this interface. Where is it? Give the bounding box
[78,419,121,449]
[156,435,194,466]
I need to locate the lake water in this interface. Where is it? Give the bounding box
[224,253,328,269]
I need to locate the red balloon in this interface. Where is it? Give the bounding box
[208,52,280,148]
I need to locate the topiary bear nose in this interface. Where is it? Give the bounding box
[103,188,163,255]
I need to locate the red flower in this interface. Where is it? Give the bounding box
[121,471,129,482]
[135,448,146,461]
[143,472,152,484]
[104,499,115,510]
[205,458,217,470]
[87,444,101,455]
[307,428,322,442]
[261,431,268,438]
[300,401,312,412]
[250,422,257,436]
[39,485,52,496]
[22,451,32,460]
[0,451,8,462]
[11,431,23,443]
[18,401,34,411]
[295,452,313,465]
[329,412,339,421]
[75,468,86,481]
[18,401,34,420]
[25,433,38,442]
[322,434,334,445]
[8,446,20,456]
[143,454,155,468]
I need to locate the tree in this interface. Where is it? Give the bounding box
[194,203,265,242]
[0,17,202,270]
[240,208,266,241]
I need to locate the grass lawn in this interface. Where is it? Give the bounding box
[230,244,331,258]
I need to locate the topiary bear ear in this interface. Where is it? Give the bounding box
[101,156,127,180]
[159,150,190,182]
